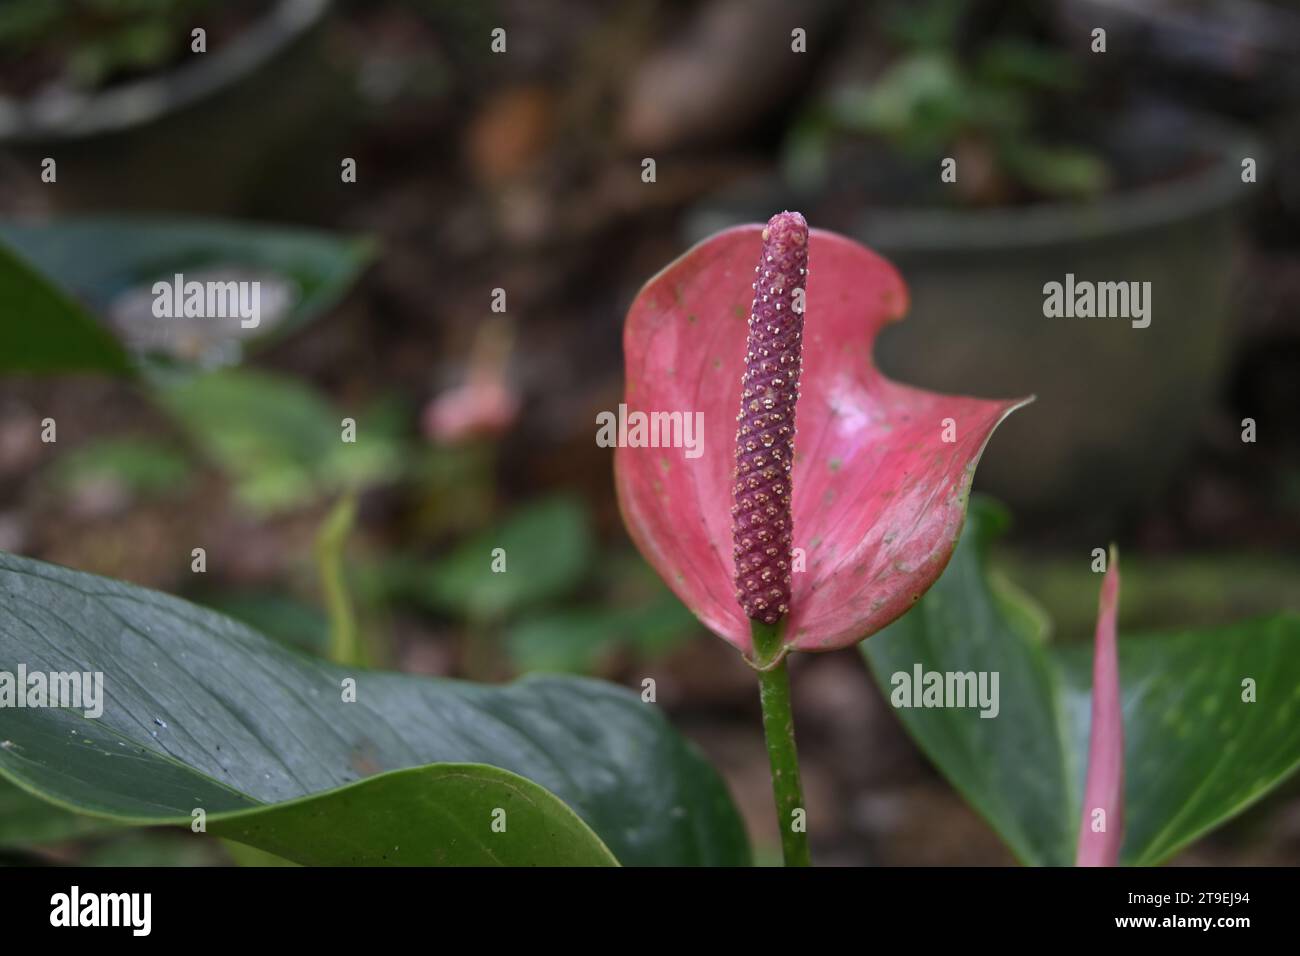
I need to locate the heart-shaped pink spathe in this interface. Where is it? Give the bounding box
[614,224,1030,657]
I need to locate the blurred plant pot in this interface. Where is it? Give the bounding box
[687,104,1257,519]
[0,0,346,216]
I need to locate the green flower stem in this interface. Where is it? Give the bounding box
[316,492,362,667]
[751,619,811,867]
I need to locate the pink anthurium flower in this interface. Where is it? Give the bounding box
[1077,548,1125,866]
[615,214,1029,659]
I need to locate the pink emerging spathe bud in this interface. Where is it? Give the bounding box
[423,380,518,444]
[1076,547,1124,866]
[732,212,809,626]
[423,317,520,445]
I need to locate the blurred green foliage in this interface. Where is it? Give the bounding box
[365,495,697,676]
[391,495,595,623]
[157,369,403,514]
[785,0,1109,201]
[199,592,330,655]
[999,551,1300,642]
[315,492,365,666]
[0,0,225,93]
[0,780,115,850]
[506,593,695,674]
[48,436,193,498]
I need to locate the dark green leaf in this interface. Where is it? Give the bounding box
[0,241,132,375]
[0,218,373,366]
[862,498,1300,865]
[212,764,619,866]
[861,500,1073,866]
[1056,618,1300,866]
[0,551,748,866]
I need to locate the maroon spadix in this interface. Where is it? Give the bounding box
[731,211,808,627]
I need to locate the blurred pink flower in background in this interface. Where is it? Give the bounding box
[422,316,520,444]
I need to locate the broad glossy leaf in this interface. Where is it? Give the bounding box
[0,240,132,375]
[1056,618,1300,867]
[0,218,373,366]
[861,500,1071,865]
[0,552,749,866]
[615,225,1027,655]
[212,764,618,866]
[862,499,1300,865]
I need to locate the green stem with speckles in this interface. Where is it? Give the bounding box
[751,619,811,867]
